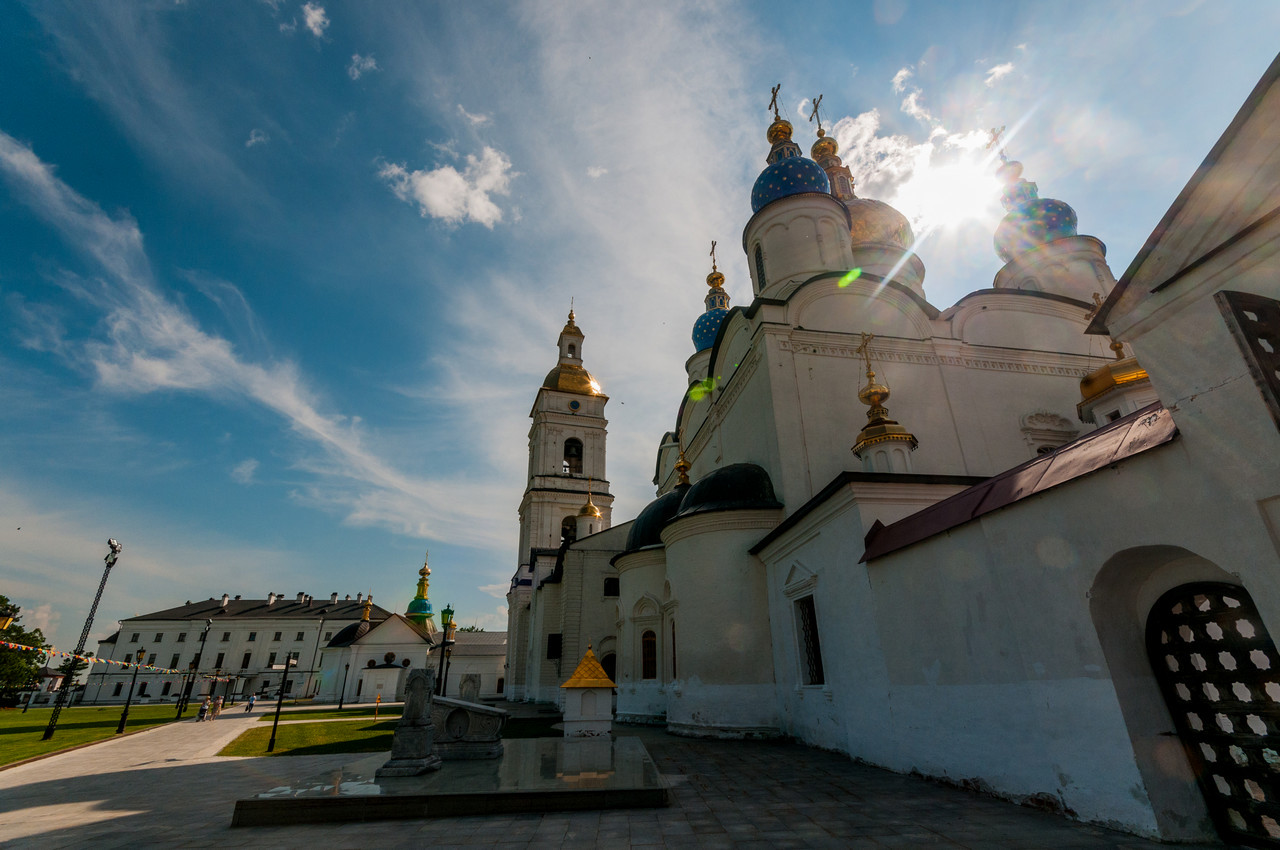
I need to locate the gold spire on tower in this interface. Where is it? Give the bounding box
[675,444,691,487]
[578,477,602,518]
[851,333,918,459]
[766,83,795,147]
[361,594,372,622]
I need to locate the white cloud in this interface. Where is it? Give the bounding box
[457,104,491,126]
[379,146,514,228]
[231,458,259,484]
[985,62,1015,87]
[279,18,297,33]
[245,128,270,147]
[301,3,328,37]
[347,53,378,80]
[586,166,607,178]
[478,581,509,598]
[891,67,913,93]
[0,129,510,549]
[25,603,59,637]
[900,90,934,124]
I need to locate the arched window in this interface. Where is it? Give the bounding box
[561,516,576,545]
[563,438,583,475]
[600,653,616,683]
[496,677,505,694]
[567,343,576,358]
[641,630,657,680]
[754,244,766,289]
[603,576,619,597]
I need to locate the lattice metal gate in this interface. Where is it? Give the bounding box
[1148,582,1280,846]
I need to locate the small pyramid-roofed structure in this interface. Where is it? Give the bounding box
[561,645,616,689]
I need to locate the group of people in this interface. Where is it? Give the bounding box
[194,692,258,721]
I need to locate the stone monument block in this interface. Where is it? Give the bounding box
[459,672,481,702]
[376,668,442,777]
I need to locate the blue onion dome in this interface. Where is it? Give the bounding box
[993,158,1078,263]
[692,267,732,352]
[406,597,433,618]
[751,116,831,213]
[674,462,783,519]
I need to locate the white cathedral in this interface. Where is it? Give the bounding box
[506,58,1280,846]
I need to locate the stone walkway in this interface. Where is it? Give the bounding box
[0,707,1221,848]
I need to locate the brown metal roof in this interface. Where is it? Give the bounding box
[861,402,1177,562]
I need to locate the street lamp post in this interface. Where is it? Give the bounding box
[43,539,122,741]
[435,604,455,697]
[267,659,297,752]
[180,619,212,716]
[116,646,146,734]
[338,663,350,711]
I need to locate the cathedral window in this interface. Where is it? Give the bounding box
[563,438,583,474]
[113,682,123,697]
[547,633,562,659]
[754,245,766,289]
[795,595,825,686]
[603,577,619,597]
[641,630,657,680]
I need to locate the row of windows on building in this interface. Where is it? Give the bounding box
[127,630,317,643]
[109,675,298,698]
[118,649,302,670]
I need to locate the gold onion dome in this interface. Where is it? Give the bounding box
[542,363,602,395]
[706,269,725,289]
[811,127,838,160]
[766,116,794,146]
[578,492,602,518]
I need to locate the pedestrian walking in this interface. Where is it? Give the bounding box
[211,695,223,720]
[197,697,209,721]
[245,694,256,713]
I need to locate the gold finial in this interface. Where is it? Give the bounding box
[578,477,602,518]
[1086,291,1105,319]
[421,550,430,578]
[809,94,824,136]
[361,594,372,622]
[768,83,782,121]
[851,331,917,458]
[706,240,725,289]
[1110,338,1126,360]
[675,447,691,486]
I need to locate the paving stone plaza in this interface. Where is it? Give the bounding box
[0,703,1220,849]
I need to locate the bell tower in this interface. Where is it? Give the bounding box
[517,308,613,561]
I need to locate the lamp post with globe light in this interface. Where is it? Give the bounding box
[116,646,146,734]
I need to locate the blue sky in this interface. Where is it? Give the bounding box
[1,1,1276,649]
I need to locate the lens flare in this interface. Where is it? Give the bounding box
[838,268,863,288]
[688,375,721,402]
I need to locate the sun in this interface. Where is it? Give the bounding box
[890,157,1003,234]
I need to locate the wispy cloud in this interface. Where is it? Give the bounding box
[348,54,378,80]
[985,62,1015,87]
[302,3,329,38]
[378,146,514,228]
[231,458,259,484]
[0,129,508,549]
[457,105,491,126]
[891,67,913,93]
[245,128,270,147]
[586,166,607,179]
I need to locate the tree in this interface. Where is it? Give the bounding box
[0,596,46,698]
[457,625,485,632]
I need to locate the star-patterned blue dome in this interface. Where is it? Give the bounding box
[693,307,729,351]
[992,158,1078,263]
[751,156,831,214]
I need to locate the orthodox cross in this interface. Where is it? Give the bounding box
[1086,291,1104,319]
[768,84,782,120]
[986,125,1007,162]
[809,94,824,133]
[709,240,718,272]
[854,332,876,372]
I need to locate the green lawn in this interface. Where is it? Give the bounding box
[0,704,182,767]
[256,706,402,722]
[220,718,398,757]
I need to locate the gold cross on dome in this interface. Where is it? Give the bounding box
[985,125,1006,151]
[854,332,876,372]
[809,94,823,132]
[768,84,781,120]
[709,240,718,272]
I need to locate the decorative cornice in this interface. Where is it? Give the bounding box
[661,508,781,546]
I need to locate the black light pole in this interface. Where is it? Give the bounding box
[44,538,122,741]
[174,667,189,718]
[180,618,212,716]
[115,646,146,734]
[267,659,297,752]
[338,662,350,711]
[435,604,454,697]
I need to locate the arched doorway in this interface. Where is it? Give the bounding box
[1148,582,1280,845]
